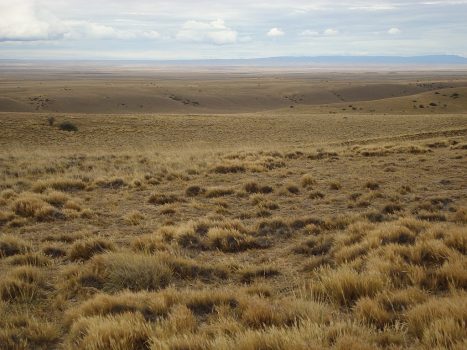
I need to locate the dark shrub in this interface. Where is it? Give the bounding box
[186,185,203,197]
[59,121,78,132]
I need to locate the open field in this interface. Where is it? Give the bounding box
[0,67,466,349]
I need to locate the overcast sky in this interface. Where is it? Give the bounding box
[1,0,466,59]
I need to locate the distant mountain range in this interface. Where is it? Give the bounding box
[156,55,467,66]
[2,55,467,66]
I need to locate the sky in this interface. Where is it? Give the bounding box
[0,0,466,60]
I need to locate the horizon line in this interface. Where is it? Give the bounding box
[1,54,467,62]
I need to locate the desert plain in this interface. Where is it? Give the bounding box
[0,62,466,349]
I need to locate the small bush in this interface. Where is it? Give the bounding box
[257,201,279,211]
[12,193,57,220]
[408,240,451,267]
[0,278,38,302]
[67,313,152,350]
[33,179,87,193]
[452,206,467,224]
[87,252,227,293]
[160,205,176,215]
[0,266,45,302]
[294,236,333,256]
[244,182,273,194]
[95,177,127,189]
[123,210,145,225]
[44,190,70,207]
[90,253,172,292]
[0,210,14,226]
[207,228,259,252]
[205,187,234,198]
[212,164,246,174]
[365,181,380,190]
[309,191,325,199]
[185,185,203,197]
[301,174,316,188]
[406,295,467,342]
[47,116,55,126]
[174,226,201,249]
[256,219,290,236]
[148,193,180,205]
[43,245,67,258]
[240,266,280,283]
[286,184,300,194]
[69,238,115,261]
[378,225,415,245]
[0,316,60,349]
[131,235,166,253]
[354,297,392,328]
[0,235,31,258]
[382,203,403,214]
[330,182,342,190]
[313,266,386,306]
[8,253,50,266]
[58,121,78,132]
[416,210,446,222]
[64,291,168,323]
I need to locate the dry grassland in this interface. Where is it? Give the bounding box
[0,70,466,349]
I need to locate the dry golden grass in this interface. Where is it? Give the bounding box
[0,72,466,349]
[0,235,32,257]
[68,238,115,261]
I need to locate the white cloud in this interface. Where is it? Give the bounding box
[0,0,465,59]
[422,1,467,4]
[0,1,160,42]
[0,0,65,41]
[176,19,237,44]
[300,29,319,36]
[387,27,401,34]
[64,21,160,40]
[349,4,396,11]
[267,27,284,37]
[324,28,339,36]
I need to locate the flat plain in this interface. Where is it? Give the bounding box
[0,64,466,350]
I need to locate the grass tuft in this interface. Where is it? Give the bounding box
[0,235,31,258]
[69,238,115,261]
